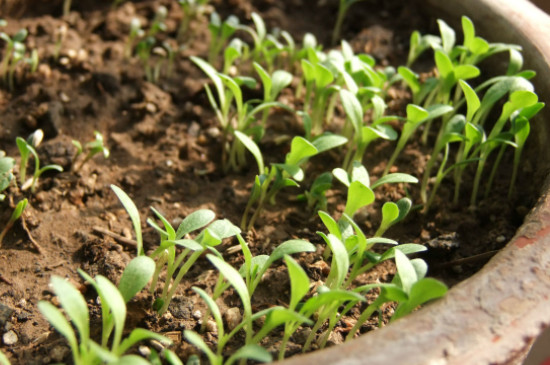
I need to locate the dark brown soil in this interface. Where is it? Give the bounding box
[0,0,540,364]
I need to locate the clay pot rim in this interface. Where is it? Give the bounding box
[280,0,550,364]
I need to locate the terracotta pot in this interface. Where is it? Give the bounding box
[280,0,550,364]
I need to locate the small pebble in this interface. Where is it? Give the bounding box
[496,235,506,243]
[3,330,18,345]
[50,345,69,362]
[205,320,217,333]
[192,310,202,319]
[224,307,242,331]
[138,346,151,357]
[59,92,70,103]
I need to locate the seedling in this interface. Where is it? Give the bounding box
[147,207,240,314]
[346,250,447,339]
[208,12,239,65]
[296,172,333,211]
[53,24,67,62]
[332,0,367,45]
[124,18,144,59]
[177,0,210,42]
[0,27,38,91]
[0,198,27,245]
[38,257,170,364]
[16,130,63,193]
[72,131,110,172]
[238,132,346,230]
[253,62,293,128]
[0,150,15,201]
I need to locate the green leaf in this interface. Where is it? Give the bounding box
[9,198,27,222]
[312,133,348,153]
[118,256,155,303]
[37,301,78,354]
[271,70,293,98]
[434,49,453,78]
[113,355,152,365]
[111,185,143,256]
[192,287,223,333]
[459,80,480,121]
[150,207,176,240]
[285,256,310,310]
[226,344,272,365]
[332,167,350,187]
[314,63,334,89]
[50,276,90,342]
[344,181,374,217]
[206,219,240,240]
[392,278,448,320]
[321,233,349,289]
[300,288,364,316]
[394,250,417,294]
[235,131,264,173]
[262,240,316,274]
[406,104,429,123]
[117,328,172,356]
[184,331,217,363]
[398,66,420,95]
[437,19,455,54]
[207,255,251,315]
[285,136,318,166]
[454,65,480,80]
[371,173,418,189]
[95,275,127,350]
[176,209,216,239]
[318,211,342,240]
[381,202,399,226]
[350,161,370,187]
[340,89,363,133]
[190,56,225,108]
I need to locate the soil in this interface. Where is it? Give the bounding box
[0,0,541,364]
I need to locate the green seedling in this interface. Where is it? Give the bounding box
[238,132,346,230]
[383,103,453,175]
[0,150,15,201]
[0,198,27,245]
[208,12,239,65]
[332,0,367,45]
[253,62,293,128]
[406,30,441,67]
[222,38,244,74]
[339,89,398,171]
[237,12,266,62]
[16,130,63,193]
[147,207,240,314]
[0,27,38,91]
[38,258,170,365]
[63,0,72,16]
[300,58,339,135]
[125,18,144,59]
[111,185,144,256]
[134,6,167,83]
[177,0,210,42]
[53,24,67,62]
[296,172,332,211]
[72,131,110,172]
[346,249,447,340]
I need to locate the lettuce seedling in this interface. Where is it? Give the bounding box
[16,131,63,193]
[72,131,110,172]
[38,258,169,365]
[177,0,210,42]
[346,250,447,340]
[0,150,14,202]
[124,18,144,59]
[238,132,346,230]
[296,172,332,211]
[383,103,453,175]
[147,207,240,314]
[111,185,144,256]
[208,12,239,65]
[0,198,27,245]
[0,27,38,91]
[253,62,293,128]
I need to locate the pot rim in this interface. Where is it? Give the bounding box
[279,0,550,364]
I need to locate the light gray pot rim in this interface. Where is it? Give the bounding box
[279,0,550,364]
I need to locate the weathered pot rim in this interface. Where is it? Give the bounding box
[279,0,550,364]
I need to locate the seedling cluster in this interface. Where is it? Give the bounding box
[0,2,542,365]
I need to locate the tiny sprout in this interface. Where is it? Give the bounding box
[124,18,144,59]
[16,131,63,193]
[72,131,110,172]
[0,151,15,201]
[53,24,67,61]
[0,198,27,245]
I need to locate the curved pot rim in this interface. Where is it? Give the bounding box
[279,0,550,364]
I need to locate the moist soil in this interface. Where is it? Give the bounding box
[0,0,541,364]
